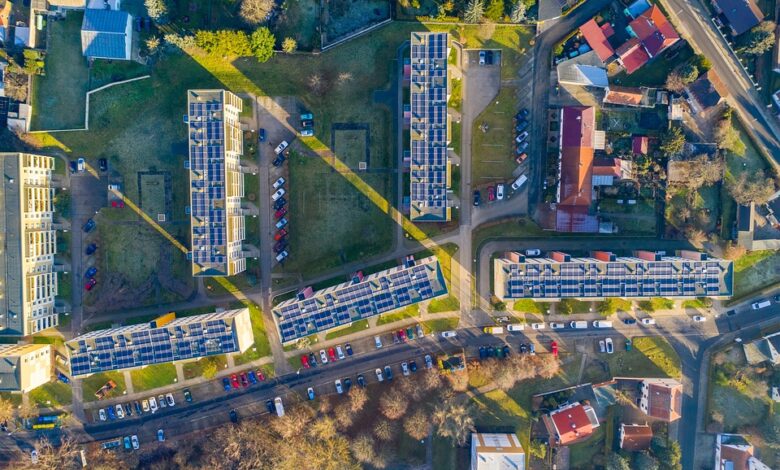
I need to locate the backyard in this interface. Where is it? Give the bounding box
[472,87,520,187]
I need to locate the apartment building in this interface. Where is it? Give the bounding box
[494,250,733,301]
[65,309,254,377]
[186,89,246,277]
[409,32,451,222]
[0,343,52,392]
[0,152,59,336]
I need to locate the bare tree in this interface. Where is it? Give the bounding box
[714,119,745,155]
[685,227,708,247]
[674,154,724,191]
[239,0,274,25]
[373,418,397,442]
[337,72,353,85]
[350,433,377,464]
[724,243,746,260]
[333,402,354,431]
[379,388,409,420]
[398,377,422,401]
[432,403,475,446]
[26,436,79,470]
[308,415,338,441]
[0,397,14,424]
[727,171,777,206]
[421,369,442,391]
[18,402,36,421]
[530,355,561,379]
[404,408,431,440]
[445,371,470,392]
[348,386,368,413]
[270,405,314,439]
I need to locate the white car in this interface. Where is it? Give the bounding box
[507,323,525,332]
[531,322,545,330]
[641,318,656,325]
[149,397,158,413]
[374,336,383,349]
[401,362,410,376]
[336,345,346,360]
[115,404,125,419]
[131,435,140,450]
[375,368,384,382]
[77,158,85,172]
[335,379,343,394]
[605,338,614,354]
[550,322,565,329]
[158,394,167,408]
[165,393,175,407]
[417,324,424,338]
[142,399,150,412]
[273,177,285,189]
[525,249,541,257]
[319,349,328,364]
[693,315,707,322]
[157,429,165,442]
[424,354,433,369]
[271,188,286,201]
[599,340,606,353]
[496,184,505,200]
[274,141,289,155]
[98,409,107,421]
[441,331,457,338]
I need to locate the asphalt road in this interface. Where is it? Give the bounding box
[661,0,780,167]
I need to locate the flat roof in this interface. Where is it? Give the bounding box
[273,256,447,343]
[409,32,450,222]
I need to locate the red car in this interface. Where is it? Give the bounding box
[488,185,496,201]
[111,200,125,208]
[515,153,528,164]
[84,278,97,291]
[230,374,240,389]
[300,355,310,369]
[256,369,265,381]
[328,347,337,362]
[275,207,288,219]
[551,341,558,357]
[239,372,249,387]
[398,329,407,342]
[274,229,288,241]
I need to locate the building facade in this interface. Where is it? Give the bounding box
[470,433,525,470]
[0,344,52,392]
[409,32,451,222]
[65,309,253,377]
[0,153,59,336]
[494,250,733,301]
[186,89,246,277]
[273,256,447,344]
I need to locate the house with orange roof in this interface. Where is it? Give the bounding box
[615,3,680,74]
[579,18,615,63]
[619,423,653,451]
[715,434,772,470]
[639,378,682,422]
[546,402,600,445]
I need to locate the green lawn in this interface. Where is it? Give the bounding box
[733,250,780,299]
[377,304,420,325]
[273,0,321,50]
[428,295,460,313]
[183,355,228,380]
[28,381,73,408]
[283,334,319,352]
[709,350,771,431]
[450,120,462,157]
[637,297,674,312]
[569,423,606,468]
[81,371,126,403]
[203,262,261,297]
[604,336,681,378]
[471,87,519,187]
[129,363,177,392]
[0,393,22,407]
[682,298,712,309]
[421,317,459,334]
[611,43,694,87]
[324,319,370,340]
[559,299,592,314]
[31,12,89,130]
[230,301,271,364]
[472,218,548,256]
[512,299,545,314]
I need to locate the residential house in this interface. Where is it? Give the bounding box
[711,0,763,36]
[668,95,685,120]
[618,4,680,74]
[546,402,600,445]
[0,344,52,392]
[632,135,649,155]
[619,423,653,451]
[555,106,605,233]
[592,157,633,186]
[715,434,772,470]
[81,8,133,61]
[470,433,525,470]
[743,331,780,365]
[579,18,615,63]
[556,50,609,88]
[639,378,683,422]
[603,86,654,107]
[736,203,755,249]
[686,70,728,113]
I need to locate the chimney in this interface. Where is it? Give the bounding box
[591,251,615,262]
[551,252,570,263]
[633,250,659,262]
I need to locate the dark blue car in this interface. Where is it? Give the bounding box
[247,370,258,385]
[57,373,70,384]
[85,267,97,279]
[222,377,232,392]
[85,243,97,255]
[258,129,266,142]
[83,219,96,233]
[107,407,116,420]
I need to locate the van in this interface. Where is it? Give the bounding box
[507,323,525,332]
[274,397,285,417]
[274,141,289,155]
[483,326,504,335]
[570,321,588,329]
[752,300,771,310]
[592,320,613,328]
[511,174,528,191]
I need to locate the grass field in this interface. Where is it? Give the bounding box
[274,0,320,50]
[333,128,368,168]
[471,87,519,187]
[183,355,228,380]
[512,298,545,314]
[611,43,694,87]
[637,297,675,312]
[82,371,126,403]
[421,317,459,334]
[28,381,73,408]
[230,301,272,364]
[324,319,370,340]
[428,295,460,313]
[377,304,420,325]
[129,363,178,392]
[31,12,89,130]
[733,250,780,298]
[139,173,168,220]
[604,336,681,378]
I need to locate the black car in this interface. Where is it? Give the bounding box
[83,218,96,233]
[479,346,487,359]
[409,360,417,372]
[125,404,133,416]
[473,190,481,206]
[345,343,353,356]
[485,50,494,64]
[726,309,737,316]
[515,120,529,132]
[308,352,318,367]
[343,377,352,392]
[273,154,286,167]
[183,389,193,403]
[229,409,238,423]
[356,374,365,387]
[274,240,288,253]
[774,295,780,302]
[85,243,97,255]
[273,197,287,210]
[384,366,393,381]
[623,318,637,325]
[265,400,275,414]
[519,343,528,354]
[516,108,530,120]
[134,401,142,414]
[69,161,78,173]
[144,17,151,31]
[486,346,495,358]
[99,158,108,172]
[502,345,511,357]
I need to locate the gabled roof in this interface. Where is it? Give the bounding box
[620,423,653,451]
[632,135,649,155]
[82,8,129,33]
[688,70,727,109]
[604,86,645,106]
[559,106,594,207]
[0,356,20,391]
[81,9,131,60]
[616,38,650,74]
[645,378,683,421]
[712,0,763,35]
[593,157,623,177]
[580,19,615,62]
[549,403,596,445]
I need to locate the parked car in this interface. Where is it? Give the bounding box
[183,390,192,403]
[401,362,410,376]
[157,429,165,442]
[496,184,505,200]
[515,152,528,164]
[441,330,457,338]
[85,266,97,278]
[335,379,344,394]
[319,349,328,364]
[406,326,415,340]
[258,128,266,142]
[149,397,158,413]
[529,344,536,355]
[275,207,288,219]
[409,360,418,372]
[516,108,530,119]
[98,409,107,421]
[384,366,393,381]
[83,219,96,233]
[230,374,240,389]
[519,343,528,354]
[473,190,481,206]
[515,131,529,143]
[77,158,85,172]
[623,318,637,325]
[507,323,525,332]
[86,243,97,255]
[515,120,529,132]
[99,158,108,172]
[142,400,150,412]
[222,377,231,391]
[229,410,238,424]
[525,249,541,257]
[256,369,265,381]
[307,387,315,400]
[273,197,287,210]
[398,329,407,342]
[343,377,352,392]
[479,50,486,65]
[247,370,258,385]
[531,322,545,330]
[273,240,288,253]
[374,336,383,349]
[158,394,167,408]
[417,324,424,338]
[328,347,337,362]
[271,188,286,201]
[273,154,286,167]
[345,343,353,356]
[84,278,97,291]
[599,340,606,353]
[488,185,496,202]
[239,372,249,387]
[275,250,289,263]
[275,218,288,229]
[107,407,116,420]
[134,401,142,414]
[274,229,288,241]
[336,345,346,360]
[165,393,175,407]
[516,141,529,153]
[274,141,290,154]
[273,178,287,190]
[115,405,124,419]
[357,374,366,387]
[605,338,614,354]
[123,436,131,450]
[69,161,78,173]
[625,339,632,351]
[693,315,706,322]
[308,352,317,367]
[375,368,384,382]
[301,354,310,369]
[550,322,565,329]
[551,341,558,357]
[125,403,133,416]
[265,400,275,414]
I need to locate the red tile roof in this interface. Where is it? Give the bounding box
[628,5,680,57]
[647,380,683,421]
[593,157,622,177]
[604,86,645,106]
[557,106,597,233]
[721,443,754,470]
[550,404,595,445]
[620,424,653,451]
[601,22,615,38]
[632,135,649,155]
[580,19,615,62]
[556,205,599,232]
[616,38,650,74]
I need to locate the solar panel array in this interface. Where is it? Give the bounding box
[497,255,732,300]
[67,309,248,377]
[187,91,243,274]
[273,257,447,343]
[409,33,450,221]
